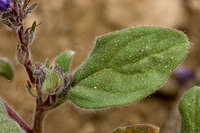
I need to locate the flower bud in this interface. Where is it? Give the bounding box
[16,45,29,65]
[0,0,10,12]
[174,67,195,85]
[41,70,63,95]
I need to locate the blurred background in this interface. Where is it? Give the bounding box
[0,0,200,133]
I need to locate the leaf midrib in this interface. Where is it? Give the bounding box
[74,42,183,85]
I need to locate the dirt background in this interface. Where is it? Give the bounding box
[0,0,200,133]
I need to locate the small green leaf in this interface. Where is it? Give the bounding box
[112,124,160,133]
[41,70,63,94]
[2,12,15,19]
[55,51,75,72]
[27,3,38,13]
[179,86,200,133]
[0,58,14,80]
[23,0,31,10]
[45,59,50,68]
[68,26,189,109]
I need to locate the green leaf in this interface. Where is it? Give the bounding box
[179,86,200,133]
[41,70,63,94]
[0,101,7,115]
[45,59,50,68]
[0,58,14,80]
[112,124,160,133]
[68,26,189,109]
[27,3,38,13]
[0,101,24,133]
[55,51,75,72]
[0,114,24,133]
[23,0,31,10]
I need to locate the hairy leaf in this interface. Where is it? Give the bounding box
[68,26,189,109]
[112,124,160,133]
[55,51,75,72]
[179,86,200,133]
[0,101,24,133]
[0,101,7,115]
[0,114,24,133]
[0,58,14,80]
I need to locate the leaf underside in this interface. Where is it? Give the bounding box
[112,124,160,133]
[179,86,200,133]
[68,26,189,109]
[0,58,14,80]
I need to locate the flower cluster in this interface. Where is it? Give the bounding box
[0,0,37,30]
[1,0,73,107]
[0,0,75,132]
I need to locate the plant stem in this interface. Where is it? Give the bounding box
[17,26,35,84]
[6,1,50,132]
[17,25,45,133]
[32,98,47,133]
[16,16,48,133]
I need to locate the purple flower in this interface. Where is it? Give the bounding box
[0,0,10,12]
[174,67,195,85]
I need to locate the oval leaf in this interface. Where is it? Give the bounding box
[55,51,75,72]
[179,86,200,133]
[68,26,189,109]
[0,58,14,80]
[112,124,160,133]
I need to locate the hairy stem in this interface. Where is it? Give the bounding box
[17,26,35,84]
[3,1,50,132]
[32,98,47,133]
[24,60,35,84]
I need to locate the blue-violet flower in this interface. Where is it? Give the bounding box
[0,0,10,12]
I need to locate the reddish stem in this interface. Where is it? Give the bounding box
[18,26,25,45]
[24,60,35,83]
[13,0,19,16]
[8,1,48,133]
[17,26,35,84]
[32,98,47,133]
[17,23,47,133]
